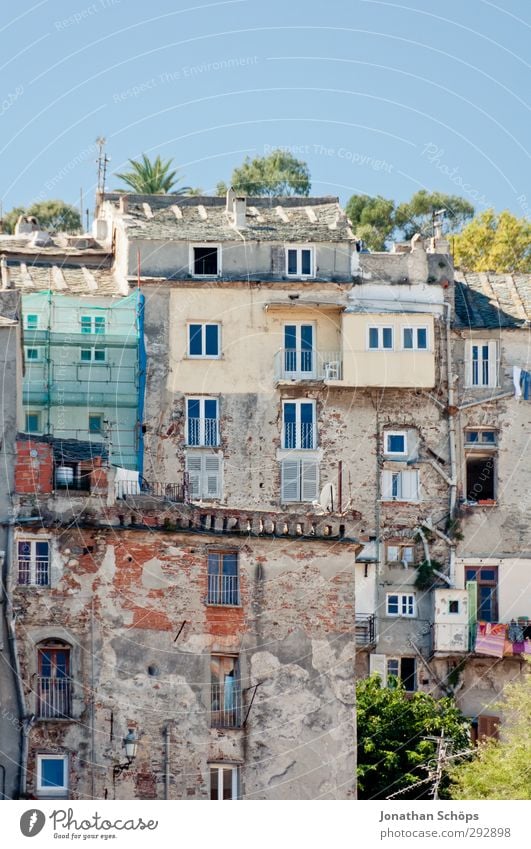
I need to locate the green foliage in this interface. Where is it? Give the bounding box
[227,150,311,196]
[452,209,531,273]
[345,194,395,250]
[449,670,531,799]
[3,200,81,234]
[115,154,190,195]
[395,190,474,240]
[357,675,469,800]
[415,558,444,590]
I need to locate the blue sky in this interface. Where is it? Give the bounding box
[1,0,530,222]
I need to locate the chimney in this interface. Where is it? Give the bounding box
[233,196,247,229]
[225,187,235,213]
[119,195,129,214]
[1,255,12,289]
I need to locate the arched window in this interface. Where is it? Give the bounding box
[37,640,72,719]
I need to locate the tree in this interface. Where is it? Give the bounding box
[449,670,531,799]
[115,154,190,195]
[3,200,81,234]
[452,209,531,273]
[357,675,469,800]
[224,150,311,197]
[395,190,474,240]
[345,194,396,251]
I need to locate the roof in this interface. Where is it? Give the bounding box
[455,272,531,328]
[0,315,17,327]
[0,232,110,261]
[2,261,125,295]
[18,433,109,462]
[102,194,356,243]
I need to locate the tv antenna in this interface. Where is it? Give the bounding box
[96,137,110,195]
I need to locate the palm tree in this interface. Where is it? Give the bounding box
[115,154,191,195]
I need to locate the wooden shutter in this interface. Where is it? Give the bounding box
[185,454,202,498]
[369,653,387,685]
[478,714,499,740]
[401,470,419,501]
[281,460,300,502]
[204,454,221,498]
[381,470,393,499]
[301,459,318,501]
[487,340,499,388]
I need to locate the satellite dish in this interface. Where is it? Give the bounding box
[318,483,336,512]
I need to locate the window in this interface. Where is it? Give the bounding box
[80,347,106,363]
[25,347,42,361]
[37,641,72,719]
[384,431,407,455]
[282,323,314,378]
[81,315,106,334]
[36,754,68,797]
[186,398,219,446]
[188,323,220,358]
[209,764,240,800]
[386,544,415,565]
[449,600,460,614]
[25,412,41,434]
[387,657,417,692]
[211,656,241,728]
[191,245,220,277]
[465,430,496,445]
[465,567,498,622]
[381,469,419,501]
[465,340,498,388]
[185,453,221,499]
[403,326,428,350]
[386,593,416,617]
[286,246,314,277]
[207,551,239,605]
[282,400,316,449]
[88,414,103,434]
[25,313,39,330]
[368,326,393,350]
[17,539,50,586]
[280,458,319,502]
[466,455,496,502]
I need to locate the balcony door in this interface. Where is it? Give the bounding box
[284,323,315,379]
[38,642,71,719]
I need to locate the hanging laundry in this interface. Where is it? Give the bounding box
[475,621,506,658]
[513,365,522,397]
[521,369,531,400]
[507,620,525,642]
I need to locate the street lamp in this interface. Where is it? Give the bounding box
[113,729,139,779]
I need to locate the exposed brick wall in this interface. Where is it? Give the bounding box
[15,439,53,494]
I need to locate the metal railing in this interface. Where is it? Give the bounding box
[356,614,376,646]
[37,677,72,719]
[187,417,219,446]
[117,478,188,503]
[274,349,343,381]
[211,684,242,728]
[208,574,240,605]
[283,421,316,450]
[17,557,49,586]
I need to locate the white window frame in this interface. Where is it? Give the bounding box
[36,754,68,797]
[381,469,420,502]
[80,347,106,363]
[384,431,407,456]
[386,657,417,691]
[386,593,416,618]
[80,314,106,334]
[24,313,40,330]
[402,326,429,351]
[209,763,241,800]
[16,537,50,586]
[282,321,316,379]
[186,397,219,446]
[189,243,222,278]
[282,399,317,450]
[25,346,43,362]
[386,544,415,565]
[280,458,319,503]
[187,322,221,359]
[465,429,497,446]
[185,452,222,500]
[285,245,315,278]
[465,339,498,388]
[367,325,394,351]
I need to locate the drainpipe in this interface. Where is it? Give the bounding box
[164,724,171,800]
[416,526,451,587]
[443,302,457,587]
[136,290,146,477]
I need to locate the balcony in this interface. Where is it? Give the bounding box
[208,574,240,606]
[274,349,343,382]
[117,477,188,503]
[356,614,376,647]
[37,677,72,719]
[211,684,242,729]
[187,417,219,447]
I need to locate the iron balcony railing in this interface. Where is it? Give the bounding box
[208,574,240,606]
[274,349,343,381]
[283,421,316,450]
[37,677,72,719]
[187,417,220,447]
[355,614,376,647]
[17,556,49,586]
[117,478,188,503]
[211,684,242,729]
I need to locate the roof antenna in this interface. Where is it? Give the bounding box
[96,137,110,196]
